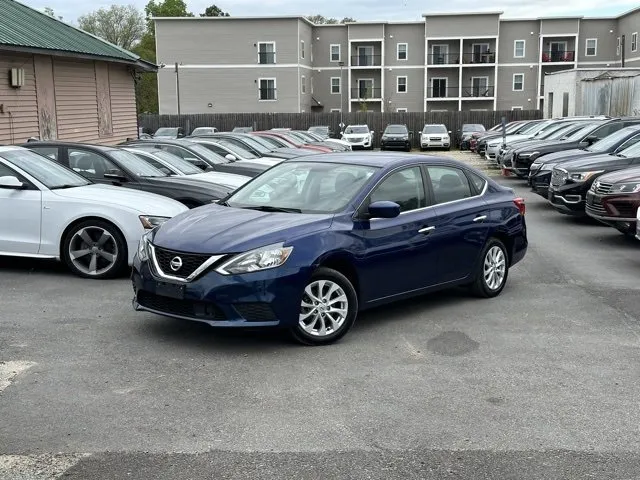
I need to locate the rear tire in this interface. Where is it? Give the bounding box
[469,238,509,298]
[290,267,358,346]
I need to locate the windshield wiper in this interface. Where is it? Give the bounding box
[51,184,84,190]
[241,205,302,213]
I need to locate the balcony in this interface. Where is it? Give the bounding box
[462,52,496,64]
[427,53,460,66]
[427,86,460,99]
[258,52,276,64]
[461,85,495,98]
[541,51,575,63]
[350,87,382,100]
[350,55,382,67]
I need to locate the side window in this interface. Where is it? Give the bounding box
[592,123,621,140]
[617,134,640,152]
[466,171,487,194]
[369,166,426,212]
[138,155,165,171]
[30,147,59,161]
[67,149,118,179]
[206,144,228,156]
[427,166,473,204]
[160,145,190,160]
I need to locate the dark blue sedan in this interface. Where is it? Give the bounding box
[132,153,527,345]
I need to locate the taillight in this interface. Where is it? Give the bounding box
[513,197,526,216]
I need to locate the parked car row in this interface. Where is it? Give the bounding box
[474,115,640,238]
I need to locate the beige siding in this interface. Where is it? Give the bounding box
[109,66,138,143]
[53,60,99,143]
[0,53,39,144]
[95,62,113,137]
[33,55,57,140]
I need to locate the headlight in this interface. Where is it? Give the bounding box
[518,151,539,159]
[139,215,170,229]
[610,182,640,193]
[215,243,293,275]
[541,163,555,171]
[569,170,604,182]
[488,142,500,148]
[136,231,152,261]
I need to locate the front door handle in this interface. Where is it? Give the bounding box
[473,215,487,223]
[418,226,436,234]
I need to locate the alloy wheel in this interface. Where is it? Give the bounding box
[68,226,119,277]
[299,280,349,337]
[483,245,506,291]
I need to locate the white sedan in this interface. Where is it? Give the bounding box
[0,146,187,279]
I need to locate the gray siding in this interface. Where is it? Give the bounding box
[155,18,300,65]
[498,21,540,63]
[495,65,537,110]
[348,24,384,40]
[578,19,618,63]
[426,100,458,112]
[618,9,640,65]
[460,100,494,111]
[384,69,423,111]
[299,20,313,112]
[159,67,300,114]
[385,24,425,66]
[425,14,500,37]
[312,26,347,68]
[312,69,346,111]
[539,18,580,35]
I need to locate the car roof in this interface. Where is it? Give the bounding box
[0,145,26,153]
[128,138,197,146]
[17,141,118,152]
[285,152,471,168]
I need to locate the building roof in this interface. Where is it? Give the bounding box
[0,0,155,70]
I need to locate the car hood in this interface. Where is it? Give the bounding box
[151,175,233,192]
[189,171,250,189]
[596,165,640,184]
[152,205,334,254]
[342,132,370,138]
[537,148,590,164]
[560,153,633,172]
[51,183,187,215]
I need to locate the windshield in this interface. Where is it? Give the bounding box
[423,125,447,134]
[587,127,640,152]
[187,143,229,164]
[226,161,379,213]
[618,138,640,158]
[218,140,258,159]
[138,149,202,174]
[564,123,601,141]
[109,150,168,177]
[384,125,408,134]
[517,122,542,134]
[155,128,178,136]
[538,122,578,139]
[463,124,484,132]
[289,131,314,142]
[309,126,328,134]
[344,126,369,134]
[191,128,215,135]
[277,133,303,146]
[2,149,90,189]
[527,121,555,136]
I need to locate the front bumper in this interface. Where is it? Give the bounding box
[548,184,588,216]
[132,256,310,328]
[382,139,411,150]
[345,138,372,149]
[528,170,552,197]
[420,139,450,149]
[585,191,640,233]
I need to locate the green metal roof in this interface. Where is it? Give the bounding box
[0,0,145,64]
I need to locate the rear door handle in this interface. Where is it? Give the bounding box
[418,226,436,234]
[473,215,487,223]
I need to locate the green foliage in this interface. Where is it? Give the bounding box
[43,6,63,20]
[77,5,145,50]
[144,0,193,32]
[201,5,230,17]
[306,15,356,24]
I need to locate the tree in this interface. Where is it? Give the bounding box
[78,5,145,50]
[306,15,355,24]
[341,17,356,23]
[201,5,230,17]
[145,0,193,32]
[43,6,63,20]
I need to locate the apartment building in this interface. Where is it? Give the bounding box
[154,7,640,114]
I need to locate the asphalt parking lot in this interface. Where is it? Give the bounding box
[2,152,640,479]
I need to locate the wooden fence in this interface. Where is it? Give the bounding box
[138,110,542,148]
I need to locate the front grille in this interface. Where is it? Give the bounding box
[551,169,568,187]
[586,193,607,216]
[430,137,441,141]
[348,137,364,143]
[153,246,212,279]
[137,291,226,320]
[594,181,613,195]
[234,303,277,321]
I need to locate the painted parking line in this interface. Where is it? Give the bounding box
[0,454,89,480]
[0,361,36,393]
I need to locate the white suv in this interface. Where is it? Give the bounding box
[341,125,374,149]
[420,124,451,151]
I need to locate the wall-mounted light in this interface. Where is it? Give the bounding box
[609,29,614,33]
[527,98,532,102]
[389,35,394,38]
[530,31,534,35]
[207,103,213,108]
[316,36,320,40]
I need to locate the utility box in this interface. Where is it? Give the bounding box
[10,68,25,88]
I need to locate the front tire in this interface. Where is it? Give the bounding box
[61,219,127,279]
[470,238,509,298]
[290,267,358,346]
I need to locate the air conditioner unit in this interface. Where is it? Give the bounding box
[10,68,25,88]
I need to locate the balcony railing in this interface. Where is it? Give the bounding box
[350,87,382,99]
[541,51,575,62]
[350,55,382,66]
[258,52,276,64]
[461,85,495,97]
[462,52,496,64]
[427,53,460,65]
[258,88,277,100]
[427,86,460,98]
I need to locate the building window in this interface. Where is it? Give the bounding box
[258,78,276,100]
[310,77,314,94]
[512,73,524,91]
[300,40,305,59]
[301,75,306,94]
[632,33,638,52]
[514,40,525,58]
[397,76,407,93]
[397,43,408,60]
[257,42,276,64]
[616,37,620,56]
[511,106,523,111]
[396,108,408,112]
[330,108,341,113]
[330,44,341,62]
[331,77,341,94]
[585,38,597,56]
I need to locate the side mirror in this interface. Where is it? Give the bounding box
[0,175,25,189]
[104,170,128,182]
[225,154,237,161]
[586,135,598,145]
[368,200,401,219]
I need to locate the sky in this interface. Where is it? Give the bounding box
[21,0,640,24]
